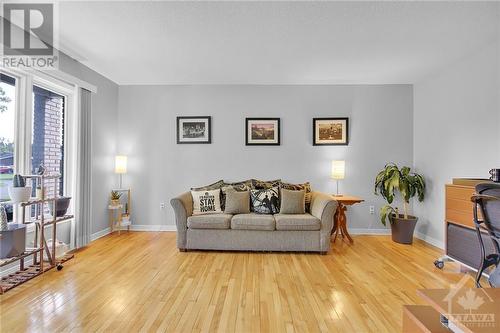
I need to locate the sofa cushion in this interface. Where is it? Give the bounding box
[224,189,250,214]
[280,189,305,214]
[187,214,232,229]
[274,214,321,231]
[231,213,275,231]
[250,187,280,214]
[191,189,222,215]
[221,180,252,210]
[281,182,312,212]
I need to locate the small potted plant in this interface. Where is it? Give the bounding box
[374,163,425,244]
[8,174,31,203]
[110,190,122,206]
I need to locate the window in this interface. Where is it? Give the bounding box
[31,85,65,195]
[0,74,16,221]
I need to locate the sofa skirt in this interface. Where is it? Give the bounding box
[186,229,321,252]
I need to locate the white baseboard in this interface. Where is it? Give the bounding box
[89,225,176,242]
[349,228,444,249]
[88,225,444,249]
[349,228,391,235]
[130,224,176,232]
[414,231,444,249]
[90,227,111,241]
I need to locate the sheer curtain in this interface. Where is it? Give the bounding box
[74,88,92,248]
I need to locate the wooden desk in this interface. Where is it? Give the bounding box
[437,182,495,271]
[331,195,364,243]
[403,288,500,333]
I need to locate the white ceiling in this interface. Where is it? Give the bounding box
[58,1,500,85]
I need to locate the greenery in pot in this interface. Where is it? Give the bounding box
[110,191,122,205]
[374,163,425,225]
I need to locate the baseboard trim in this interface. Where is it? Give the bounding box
[349,228,444,249]
[90,225,176,242]
[130,225,176,232]
[90,227,111,242]
[88,225,443,249]
[414,231,444,249]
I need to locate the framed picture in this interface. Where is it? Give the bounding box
[176,116,211,144]
[245,118,280,146]
[313,117,349,146]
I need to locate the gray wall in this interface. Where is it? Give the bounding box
[117,85,413,231]
[59,53,119,234]
[413,41,500,247]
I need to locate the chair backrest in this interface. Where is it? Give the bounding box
[475,183,500,238]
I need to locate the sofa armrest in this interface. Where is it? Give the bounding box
[310,191,338,252]
[170,192,193,250]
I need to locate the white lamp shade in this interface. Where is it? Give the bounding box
[331,160,345,180]
[115,156,127,174]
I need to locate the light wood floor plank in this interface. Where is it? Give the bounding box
[1,232,471,332]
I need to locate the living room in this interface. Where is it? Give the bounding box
[1,1,499,332]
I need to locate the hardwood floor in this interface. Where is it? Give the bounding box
[0,232,471,332]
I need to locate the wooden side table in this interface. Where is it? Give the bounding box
[331,195,364,243]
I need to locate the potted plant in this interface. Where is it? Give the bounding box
[8,174,31,203]
[110,190,122,206]
[374,163,425,244]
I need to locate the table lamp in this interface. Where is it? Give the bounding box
[115,155,127,189]
[331,160,345,196]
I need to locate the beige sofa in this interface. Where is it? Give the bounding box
[170,191,338,254]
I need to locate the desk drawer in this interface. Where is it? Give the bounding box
[447,223,495,269]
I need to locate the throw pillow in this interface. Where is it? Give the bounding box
[280,189,306,214]
[281,182,312,211]
[251,179,282,189]
[191,179,224,191]
[221,180,252,209]
[250,187,280,214]
[191,189,222,215]
[224,189,250,214]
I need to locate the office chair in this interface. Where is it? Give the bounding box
[471,183,500,288]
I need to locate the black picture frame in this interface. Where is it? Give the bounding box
[313,117,349,146]
[245,118,281,146]
[176,116,212,144]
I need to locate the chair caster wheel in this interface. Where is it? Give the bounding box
[434,260,444,269]
[57,264,63,271]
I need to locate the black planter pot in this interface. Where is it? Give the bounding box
[51,196,72,217]
[389,214,418,244]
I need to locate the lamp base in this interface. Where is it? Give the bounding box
[333,194,344,197]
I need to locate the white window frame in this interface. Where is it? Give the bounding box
[1,68,78,248]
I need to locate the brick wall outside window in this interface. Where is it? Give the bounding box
[32,86,65,195]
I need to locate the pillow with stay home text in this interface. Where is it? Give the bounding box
[191,189,222,215]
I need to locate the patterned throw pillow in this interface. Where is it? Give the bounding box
[191,189,222,215]
[191,180,224,191]
[281,182,312,212]
[251,179,282,189]
[250,187,280,214]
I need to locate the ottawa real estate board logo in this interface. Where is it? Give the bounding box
[1,2,58,69]
[444,275,496,330]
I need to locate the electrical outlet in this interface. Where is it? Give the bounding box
[369,206,375,214]
[160,202,166,209]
